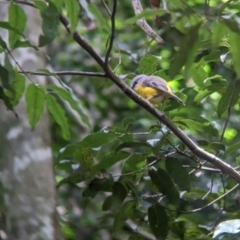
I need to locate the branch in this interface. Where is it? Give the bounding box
[104,0,117,65]
[58,14,240,183]
[131,0,165,44]
[182,183,239,213]
[19,70,106,78]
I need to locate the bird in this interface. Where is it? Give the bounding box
[130,74,183,105]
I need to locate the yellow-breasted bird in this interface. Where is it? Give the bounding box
[131,74,183,105]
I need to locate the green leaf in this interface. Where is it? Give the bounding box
[217,81,240,118]
[57,172,86,188]
[11,71,25,106]
[0,86,15,112]
[0,36,7,49]
[191,66,208,86]
[13,40,39,51]
[89,4,109,32]
[137,55,159,75]
[213,219,240,238]
[65,0,80,32]
[50,0,64,12]
[48,84,91,129]
[149,168,179,205]
[165,158,191,191]
[25,84,45,130]
[224,142,240,157]
[173,117,204,133]
[82,178,113,198]
[8,2,27,48]
[0,65,13,93]
[74,148,94,172]
[169,23,202,78]
[228,30,240,78]
[79,132,116,149]
[0,21,24,36]
[102,195,113,211]
[112,181,128,203]
[211,22,226,48]
[148,204,168,240]
[121,154,146,174]
[113,200,135,231]
[92,151,130,175]
[37,2,59,47]
[46,94,70,140]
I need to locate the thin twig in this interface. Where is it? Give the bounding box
[131,0,164,44]
[5,48,35,85]
[220,80,238,142]
[101,0,112,16]
[182,183,239,213]
[182,165,221,172]
[104,0,117,66]
[125,220,155,240]
[19,70,106,78]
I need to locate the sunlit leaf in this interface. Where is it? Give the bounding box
[228,30,240,78]
[213,219,240,238]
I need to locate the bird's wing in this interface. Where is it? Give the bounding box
[142,76,173,95]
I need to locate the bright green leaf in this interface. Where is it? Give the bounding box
[211,22,226,48]
[228,31,240,78]
[13,40,39,51]
[137,55,160,75]
[8,2,27,48]
[11,71,25,106]
[65,0,80,32]
[48,84,91,129]
[0,21,24,36]
[46,94,70,140]
[50,0,64,12]
[25,84,45,130]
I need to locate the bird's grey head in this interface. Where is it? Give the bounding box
[130,74,147,89]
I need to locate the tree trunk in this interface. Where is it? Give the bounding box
[0,3,62,240]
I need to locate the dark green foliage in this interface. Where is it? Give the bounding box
[2,0,240,239]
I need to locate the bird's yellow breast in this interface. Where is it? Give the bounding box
[135,84,168,104]
[135,84,159,98]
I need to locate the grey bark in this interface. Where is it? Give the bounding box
[0,3,62,240]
